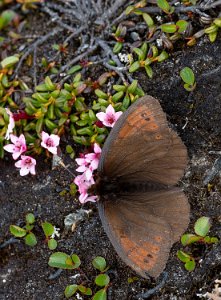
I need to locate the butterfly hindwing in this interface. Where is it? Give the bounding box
[98,188,189,278]
[98,96,187,185]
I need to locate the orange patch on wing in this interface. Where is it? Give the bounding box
[118,106,159,139]
[120,236,160,271]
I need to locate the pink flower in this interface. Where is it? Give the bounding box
[5,108,15,140]
[15,155,36,176]
[74,173,94,195]
[3,134,27,160]
[74,173,98,203]
[79,193,98,204]
[85,143,101,171]
[41,131,60,155]
[96,105,123,128]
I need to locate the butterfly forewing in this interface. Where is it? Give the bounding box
[98,96,187,185]
[98,96,172,180]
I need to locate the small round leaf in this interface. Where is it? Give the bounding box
[10,225,26,237]
[92,288,107,300]
[78,285,92,295]
[180,67,195,85]
[26,213,35,224]
[181,234,201,246]
[71,254,81,268]
[95,274,110,287]
[48,252,74,269]
[42,222,54,238]
[48,238,57,250]
[194,217,211,237]
[64,284,78,298]
[185,259,196,271]
[177,250,190,263]
[25,233,37,247]
[92,256,106,272]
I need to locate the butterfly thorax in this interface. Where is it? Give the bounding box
[90,175,168,200]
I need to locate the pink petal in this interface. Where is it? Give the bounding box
[3,144,15,153]
[29,165,36,175]
[106,104,115,116]
[85,153,95,162]
[41,131,49,142]
[12,151,22,160]
[94,143,101,154]
[48,146,57,155]
[76,157,87,166]
[90,159,99,170]
[115,111,123,120]
[76,165,87,173]
[10,134,18,144]
[19,134,26,145]
[85,168,93,180]
[20,167,30,176]
[96,112,106,122]
[50,134,60,146]
[15,160,22,168]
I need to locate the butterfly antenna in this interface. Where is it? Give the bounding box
[58,160,75,177]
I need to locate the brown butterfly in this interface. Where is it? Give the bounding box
[93,95,190,279]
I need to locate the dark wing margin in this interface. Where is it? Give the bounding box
[98,188,189,278]
[98,95,187,186]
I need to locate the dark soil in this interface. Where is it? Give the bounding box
[0,2,221,300]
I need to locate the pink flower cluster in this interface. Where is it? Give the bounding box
[4,111,60,176]
[3,134,36,176]
[74,143,101,204]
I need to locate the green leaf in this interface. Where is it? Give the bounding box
[177,250,190,263]
[133,48,145,61]
[185,259,196,271]
[25,233,37,247]
[129,61,140,73]
[127,80,138,94]
[113,42,123,54]
[181,234,201,246]
[95,89,108,99]
[78,285,92,295]
[0,10,16,30]
[180,67,195,85]
[161,24,177,33]
[48,238,57,250]
[45,76,56,91]
[157,0,171,13]
[184,83,195,92]
[95,274,110,287]
[71,254,81,268]
[142,13,154,27]
[208,31,218,43]
[157,50,169,62]
[48,252,75,269]
[64,284,78,298]
[10,225,26,237]
[194,217,211,237]
[209,237,219,244]
[176,20,188,33]
[67,65,82,75]
[25,213,35,224]
[93,289,107,300]
[1,56,19,69]
[42,222,55,238]
[145,65,153,78]
[92,256,107,272]
[112,91,124,102]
